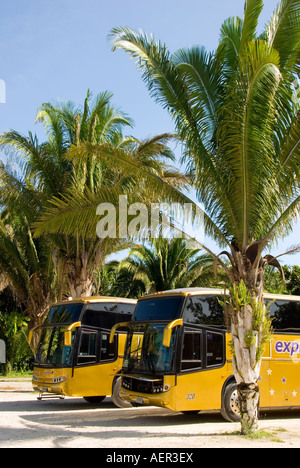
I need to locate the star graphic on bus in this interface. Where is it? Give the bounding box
[282,377,287,384]
[267,369,272,375]
[293,391,297,397]
[270,388,275,396]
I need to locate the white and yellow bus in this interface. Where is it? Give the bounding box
[110,288,300,421]
[32,296,136,406]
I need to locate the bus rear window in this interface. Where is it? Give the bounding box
[133,296,184,321]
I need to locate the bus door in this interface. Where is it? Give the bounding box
[177,326,226,411]
[77,328,118,366]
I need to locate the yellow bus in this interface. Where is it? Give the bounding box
[110,288,300,421]
[32,296,136,406]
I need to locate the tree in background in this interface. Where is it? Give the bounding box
[0,288,33,375]
[117,237,217,294]
[265,264,300,294]
[111,0,300,434]
[0,90,189,340]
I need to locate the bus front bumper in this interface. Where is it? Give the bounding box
[120,374,175,409]
[121,388,171,408]
[32,369,69,396]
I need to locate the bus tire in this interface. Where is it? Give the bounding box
[111,377,132,408]
[221,382,241,422]
[83,396,106,403]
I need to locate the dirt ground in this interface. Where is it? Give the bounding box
[1,379,300,448]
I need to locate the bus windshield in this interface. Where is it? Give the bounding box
[124,323,177,374]
[35,303,84,366]
[132,296,184,321]
[36,326,73,366]
[45,303,84,324]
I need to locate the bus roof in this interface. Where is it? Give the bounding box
[54,296,137,306]
[139,287,300,302]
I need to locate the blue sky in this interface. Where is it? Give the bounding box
[0,0,299,265]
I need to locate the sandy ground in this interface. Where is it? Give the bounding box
[1,379,300,449]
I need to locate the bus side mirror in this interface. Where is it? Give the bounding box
[64,322,81,347]
[64,330,72,347]
[109,322,130,343]
[163,319,183,347]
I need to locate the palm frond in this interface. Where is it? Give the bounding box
[266,0,300,72]
[240,0,263,49]
[217,39,282,247]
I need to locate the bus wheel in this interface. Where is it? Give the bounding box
[83,396,106,403]
[221,383,241,422]
[111,377,132,408]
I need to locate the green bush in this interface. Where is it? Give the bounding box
[0,311,34,375]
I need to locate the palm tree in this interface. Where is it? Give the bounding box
[0,209,56,345]
[118,238,216,294]
[0,91,135,300]
[0,91,189,302]
[33,133,191,295]
[95,260,146,298]
[109,0,300,433]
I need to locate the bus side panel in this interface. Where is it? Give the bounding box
[268,334,300,407]
[69,358,123,397]
[175,368,226,412]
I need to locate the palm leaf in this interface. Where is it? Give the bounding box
[266,0,300,72]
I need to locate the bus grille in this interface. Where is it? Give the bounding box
[122,376,164,394]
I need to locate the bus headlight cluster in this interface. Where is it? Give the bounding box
[52,376,67,384]
[153,386,164,393]
[122,380,131,390]
[153,384,170,394]
[32,374,38,382]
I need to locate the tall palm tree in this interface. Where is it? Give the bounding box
[109,0,300,433]
[33,133,190,296]
[0,91,189,302]
[0,90,134,301]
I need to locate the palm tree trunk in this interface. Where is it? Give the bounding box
[67,273,94,298]
[227,255,270,435]
[230,300,261,434]
[237,383,260,435]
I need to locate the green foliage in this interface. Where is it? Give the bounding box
[96,237,221,297]
[264,265,300,295]
[230,280,252,310]
[111,0,300,253]
[0,310,33,375]
[117,238,217,294]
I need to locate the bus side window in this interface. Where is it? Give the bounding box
[181,332,202,371]
[78,331,97,364]
[206,331,224,367]
[101,332,117,361]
